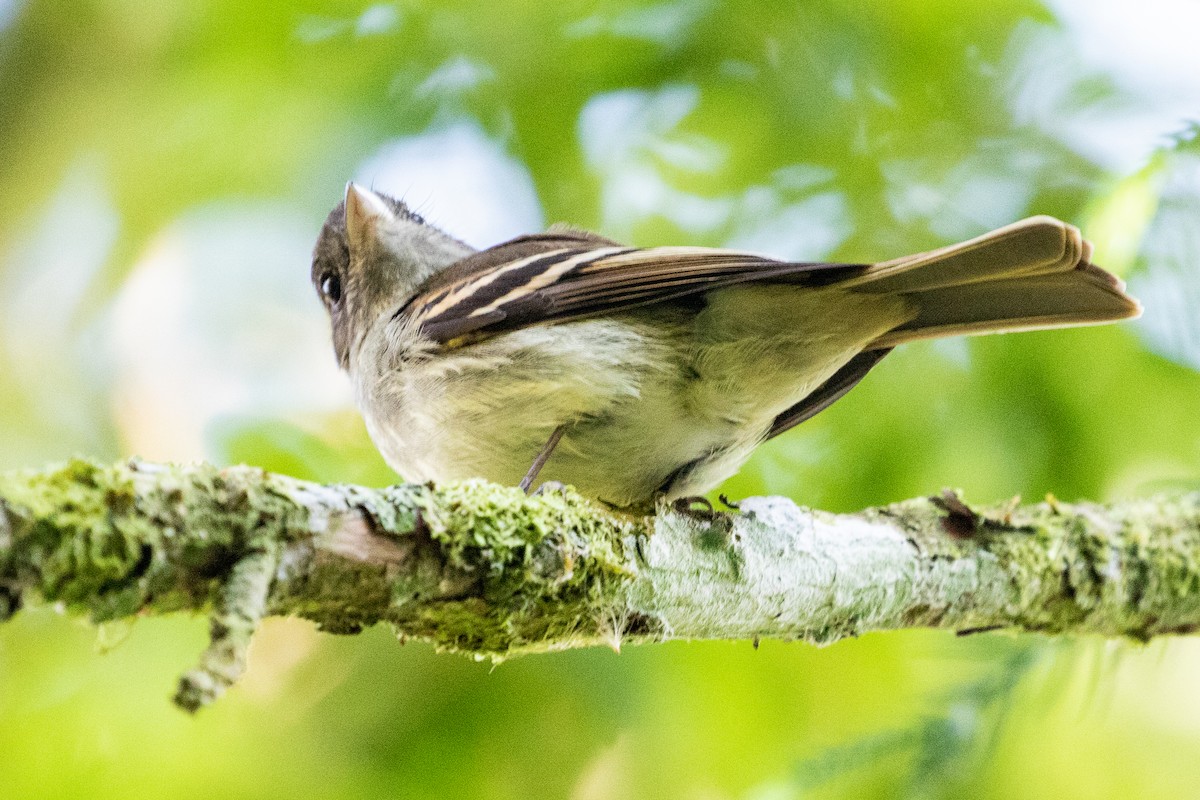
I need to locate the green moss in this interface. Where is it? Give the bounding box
[352,483,423,535]
[0,463,653,659]
[6,458,1200,708]
[0,459,311,624]
[0,460,152,609]
[860,491,1200,639]
[961,494,1200,638]
[388,480,644,656]
[272,553,394,635]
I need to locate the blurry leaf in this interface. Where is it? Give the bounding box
[778,647,1038,800]
[565,0,713,48]
[414,55,495,101]
[1082,159,1163,277]
[1082,140,1174,277]
[1165,120,1200,154]
[1127,135,1200,374]
[905,647,1036,798]
[211,413,394,486]
[790,728,915,794]
[293,5,403,44]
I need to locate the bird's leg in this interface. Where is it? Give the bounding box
[656,460,738,525]
[519,424,567,494]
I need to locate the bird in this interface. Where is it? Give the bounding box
[311,183,1140,510]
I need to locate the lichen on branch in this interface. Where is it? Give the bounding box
[2,458,1199,711]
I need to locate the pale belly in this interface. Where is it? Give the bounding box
[354,287,912,507]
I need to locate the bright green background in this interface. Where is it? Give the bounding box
[2,1,1200,798]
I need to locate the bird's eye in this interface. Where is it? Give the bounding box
[320,272,342,305]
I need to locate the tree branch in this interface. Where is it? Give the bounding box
[2,459,1199,711]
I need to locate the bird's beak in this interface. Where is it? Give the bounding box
[344,182,395,249]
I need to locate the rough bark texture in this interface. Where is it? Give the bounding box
[2,459,1199,711]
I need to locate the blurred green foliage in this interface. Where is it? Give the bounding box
[1,0,1199,798]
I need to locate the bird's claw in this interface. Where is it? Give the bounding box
[670,495,737,543]
[672,495,717,519]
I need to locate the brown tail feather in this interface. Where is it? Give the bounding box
[873,262,1139,347]
[845,217,1139,347]
[846,216,1083,294]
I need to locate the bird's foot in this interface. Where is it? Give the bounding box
[668,496,738,548]
[671,495,737,528]
[671,495,718,519]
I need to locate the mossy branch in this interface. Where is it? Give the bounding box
[2,459,1199,711]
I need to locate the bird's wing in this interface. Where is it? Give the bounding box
[399,231,868,345]
[765,347,892,439]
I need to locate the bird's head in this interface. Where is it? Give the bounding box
[311,184,474,369]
